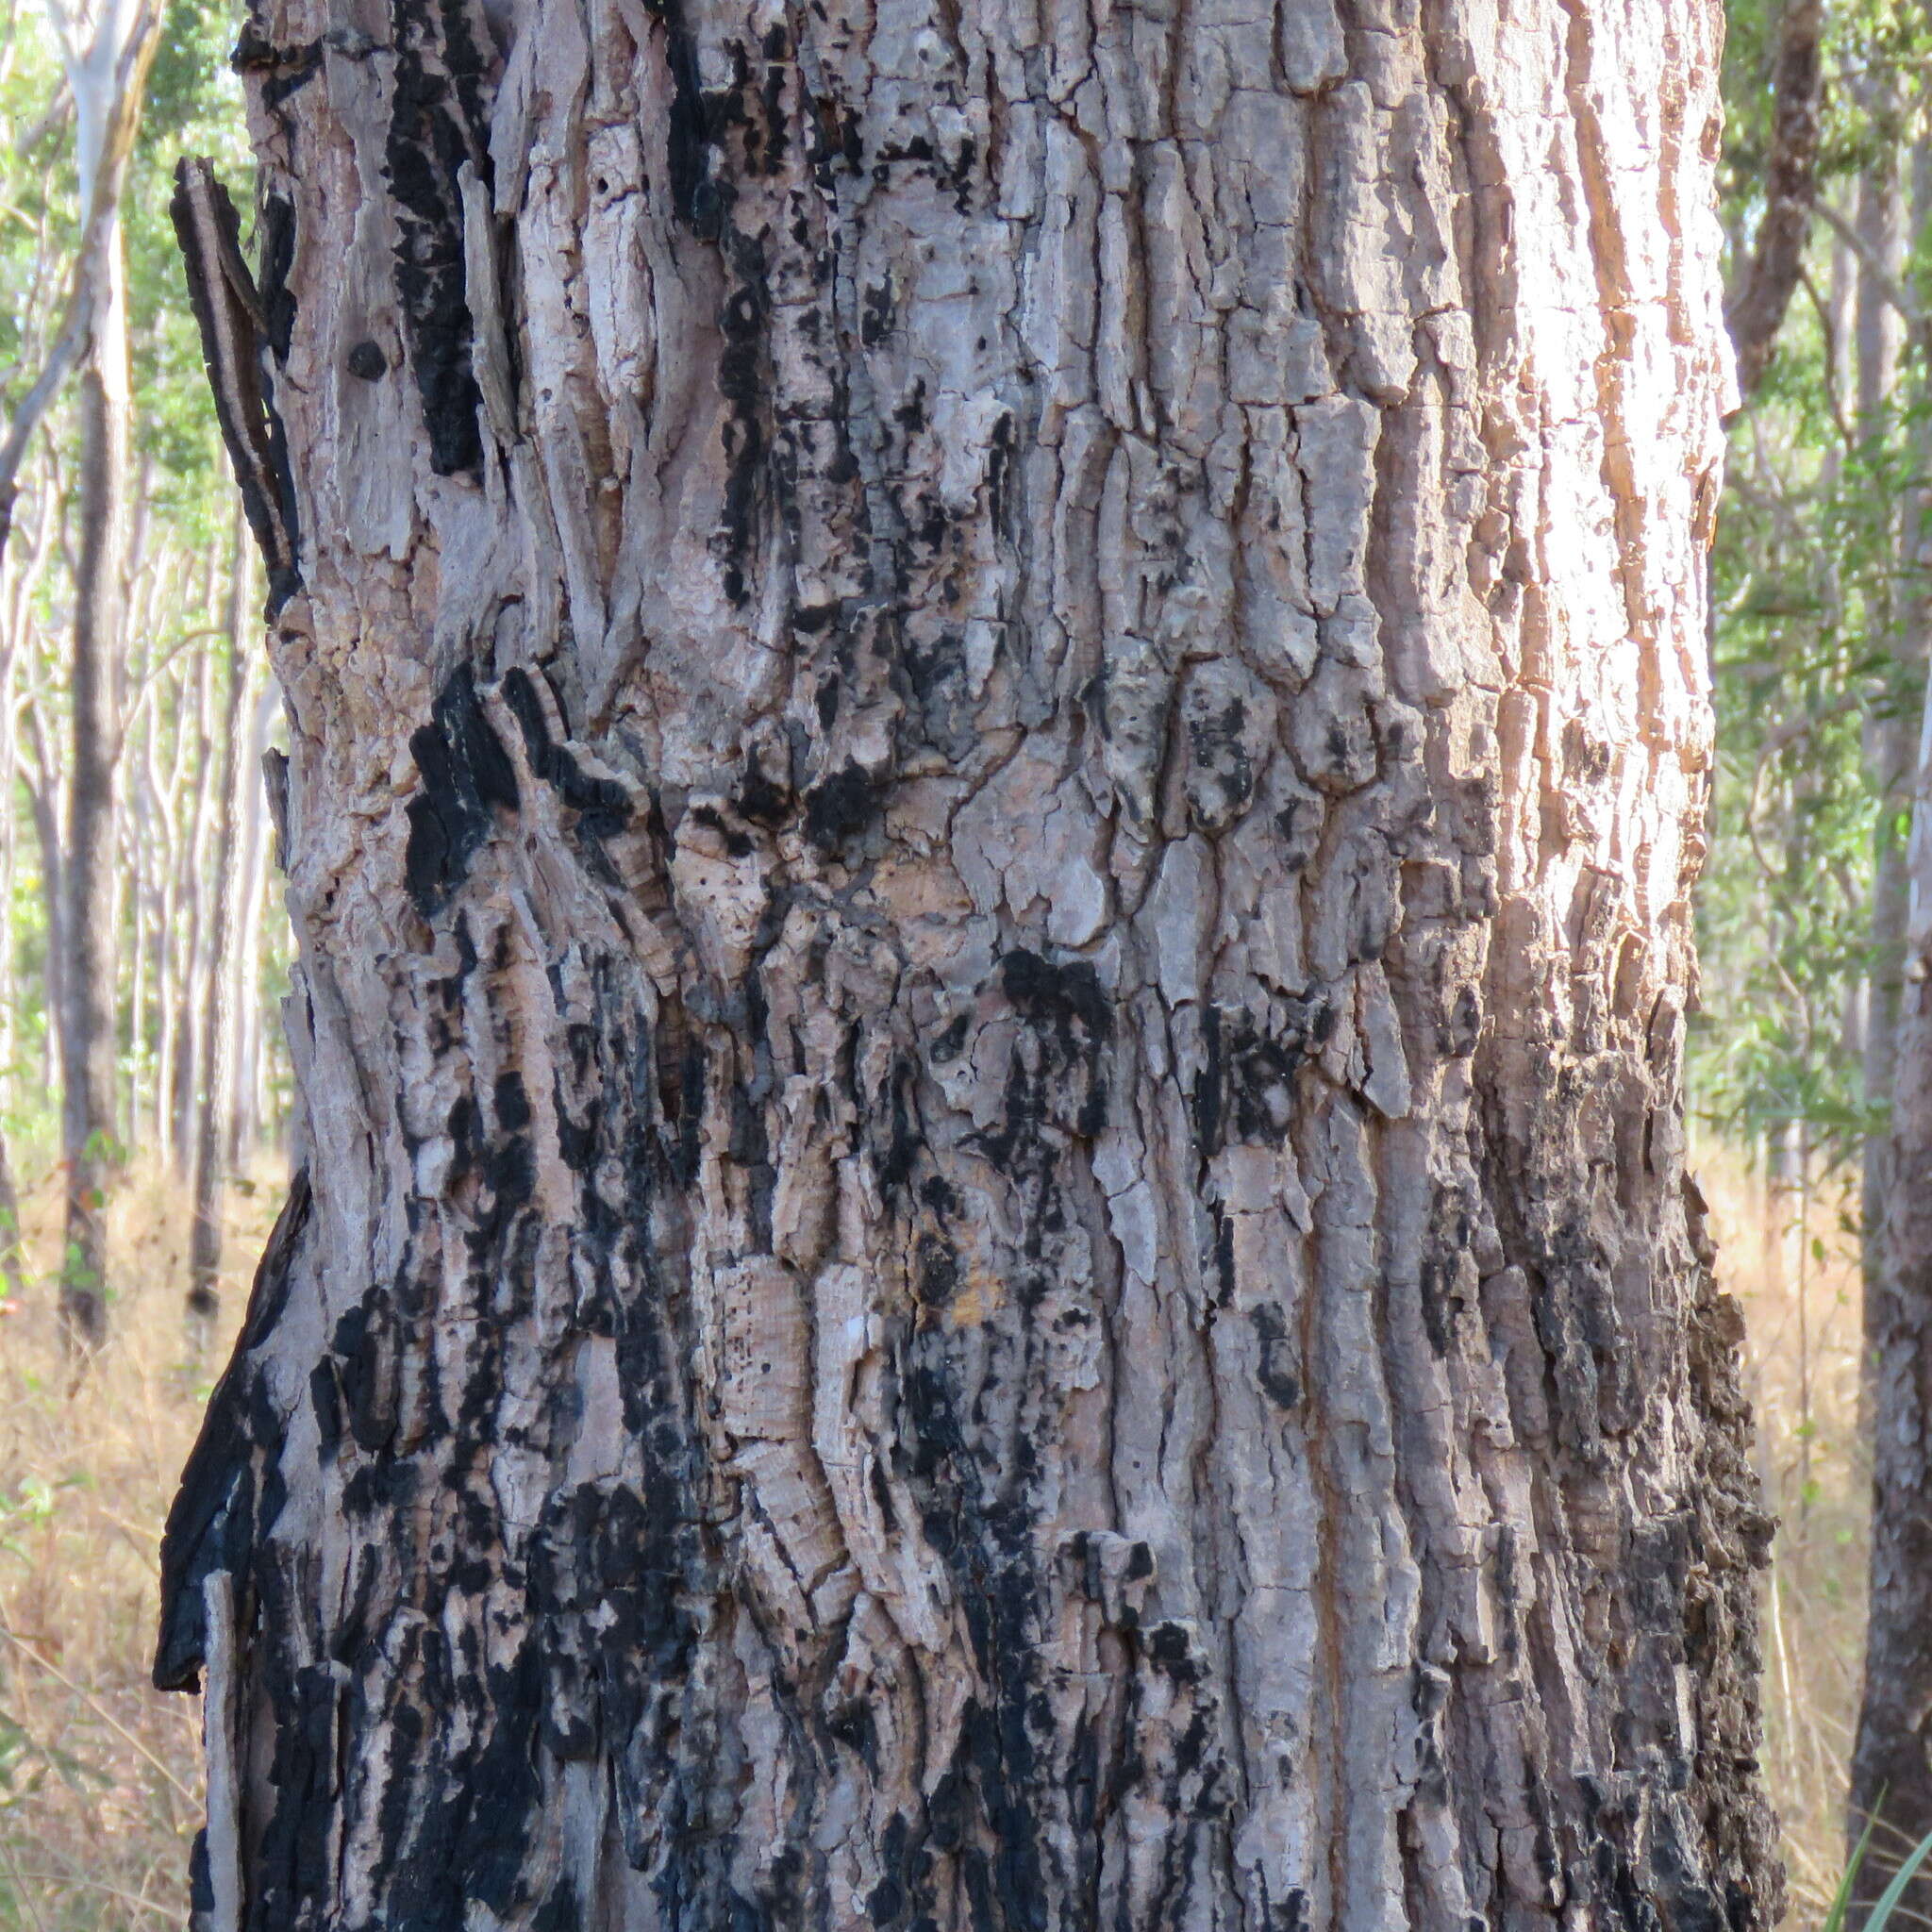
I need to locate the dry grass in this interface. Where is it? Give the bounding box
[0,1142,1877,1928]
[1697,1134,1873,1922]
[0,1158,264,1932]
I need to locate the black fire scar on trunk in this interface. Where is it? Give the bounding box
[153,1168,314,1693]
[385,0,494,474]
[405,665,520,915]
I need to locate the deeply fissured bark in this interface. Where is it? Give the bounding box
[160,0,1780,1923]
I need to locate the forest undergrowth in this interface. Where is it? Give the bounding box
[0,1144,1874,1930]
[0,1158,263,1932]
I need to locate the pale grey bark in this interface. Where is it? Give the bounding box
[173,630,218,1169]
[160,0,1780,1924]
[1850,135,1932,1925]
[0,475,53,1303]
[1853,643,1932,1917]
[58,346,125,1347]
[1856,140,1907,425]
[44,0,160,1346]
[1857,146,1915,1471]
[186,509,254,1344]
[144,658,185,1161]
[225,675,279,1164]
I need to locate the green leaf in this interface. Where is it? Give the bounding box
[1857,1825,1932,1929]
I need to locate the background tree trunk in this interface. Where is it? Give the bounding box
[172,633,217,1171]
[52,0,158,1350]
[184,508,252,1346]
[225,676,279,1164]
[24,701,68,1116]
[1724,0,1825,400]
[1850,143,1932,1909]
[1853,638,1932,1911]
[159,0,1781,1924]
[58,340,125,1349]
[1857,123,1917,1413]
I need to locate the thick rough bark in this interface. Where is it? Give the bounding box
[160,0,1780,1924]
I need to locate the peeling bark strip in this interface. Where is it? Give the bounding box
[162,0,1779,1920]
[171,159,303,612]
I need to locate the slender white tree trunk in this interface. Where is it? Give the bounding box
[185,508,254,1344]
[0,481,49,1300]
[125,684,151,1158]
[1859,133,1916,1378]
[142,681,177,1158]
[225,669,277,1165]
[53,0,158,1347]
[58,298,127,1346]
[167,638,210,1164]
[1851,142,1932,1915]
[160,0,1780,1923]
[1855,636,1932,1916]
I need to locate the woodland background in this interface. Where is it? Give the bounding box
[0,0,1917,1921]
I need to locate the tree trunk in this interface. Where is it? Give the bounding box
[1724,0,1825,401]
[58,343,126,1350]
[1855,635,1932,1910]
[0,1127,28,1307]
[1849,141,1932,1914]
[1857,145,1914,1457]
[126,657,158,1151]
[137,682,169,1158]
[34,0,176,1352]
[185,510,253,1346]
[153,684,184,1165]
[0,480,49,1137]
[175,639,218,1170]
[225,675,279,1167]
[159,0,1781,1924]
[24,704,68,1122]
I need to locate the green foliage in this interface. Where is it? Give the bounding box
[1,0,250,519]
[0,0,291,1159]
[1821,1817,1882,1932]
[1820,1817,1932,1930]
[126,0,253,527]
[1697,1,1932,1170]
[0,5,77,394]
[1694,404,1919,1158]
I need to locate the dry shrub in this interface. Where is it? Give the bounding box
[0,1157,270,1932]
